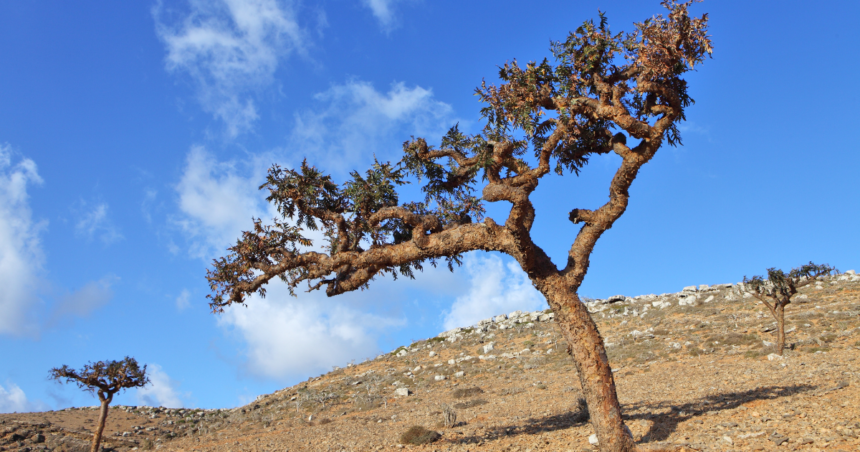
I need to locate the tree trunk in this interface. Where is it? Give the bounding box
[91,394,111,452]
[539,277,637,452]
[776,305,786,356]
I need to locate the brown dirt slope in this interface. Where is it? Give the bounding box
[3,273,859,452]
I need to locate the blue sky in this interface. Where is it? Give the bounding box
[1,0,858,411]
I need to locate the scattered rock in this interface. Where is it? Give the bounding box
[394,388,411,397]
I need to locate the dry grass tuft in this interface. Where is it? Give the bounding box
[452,386,484,399]
[399,425,441,445]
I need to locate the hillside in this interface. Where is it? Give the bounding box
[3,271,860,451]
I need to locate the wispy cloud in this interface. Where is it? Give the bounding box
[218,282,405,380]
[361,0,409,33]
[0,381,49,413]
[74,201,123,244]
[292,80,459,173]
[173,146,271,260]
[141,189,158,223]
[176,289,192,311]
[137,364,186,408]
[153,0,307,137]
[442,254,546,331]
[48,275,117,328]
[0,143,46,338]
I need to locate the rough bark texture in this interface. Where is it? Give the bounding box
[91,394,111,452]
[539,278,637,451]
[207,4,713,451]
[776,305,786,356]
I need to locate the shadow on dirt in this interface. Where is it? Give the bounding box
[443,384,817,446]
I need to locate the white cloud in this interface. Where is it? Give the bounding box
[174,146,270,259]
[0,381,28,413]
[0,381,48,413]
[176,289,191,311]
[48,276,117,328]
[292,80,458,173]
[137,364,185,408]
[74,201,123,244]
[0,144,46,337]
[218,281,405,380]
[153,0,307,137]
[442,254,546,331]
[361,0,408,32]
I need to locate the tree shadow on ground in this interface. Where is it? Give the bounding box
[620,383,816,443]
[442,384,817,447]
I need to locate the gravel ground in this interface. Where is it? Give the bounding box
[4,276,859,452]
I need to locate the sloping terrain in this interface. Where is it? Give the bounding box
[4,272,860,452]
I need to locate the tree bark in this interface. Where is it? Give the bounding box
[538,275,637,452]
[91,393,111,452]
[776,305,786,356]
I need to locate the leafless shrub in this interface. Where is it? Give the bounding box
[441,404,457,428]
[571,396,589,423]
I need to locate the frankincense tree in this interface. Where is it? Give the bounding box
[207,2,712,450]
[49,357,149,452]
[744,262,836,356]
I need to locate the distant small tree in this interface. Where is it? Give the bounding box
[744,262,836,355]
[50,357,149,452]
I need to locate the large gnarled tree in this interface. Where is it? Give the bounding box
[207,2,711,450]
[50,357,149,452]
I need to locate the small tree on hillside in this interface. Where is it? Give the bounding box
[50,357,149,452]
[744,262,836,355]
[206,2,711,451]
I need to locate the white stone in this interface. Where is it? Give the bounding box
[846,269,856,275]
[683,285,697,292]
[454,371,465,378]
[678,297,696,307]
[429,351,436,357]
[699,284,710,291]
[704,295,715,303]
[508,310,524,319]
[723,435,733,445]
[396,349,408,357]
[494,314,508,322]
[767,353,783,361]
[413,366,422,372]
[394,388,410,397]
[589,434,599,445]
[482,342,495,354]
[434,375,446,381]
[448,359,455,365]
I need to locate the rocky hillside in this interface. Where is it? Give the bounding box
[3,271,860,452]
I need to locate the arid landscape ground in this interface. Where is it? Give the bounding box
[3,272,859,452]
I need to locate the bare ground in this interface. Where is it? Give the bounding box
[4,276,859,452]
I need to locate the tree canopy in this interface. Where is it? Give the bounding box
[206,1,712,312]
[49,357,149,398]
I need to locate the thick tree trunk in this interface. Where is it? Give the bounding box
[776,305,786,356]
[538,277,637,452]
[91,394,111,452]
